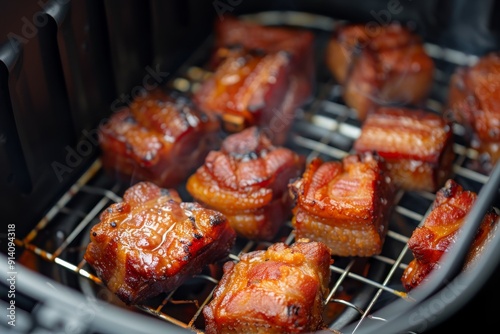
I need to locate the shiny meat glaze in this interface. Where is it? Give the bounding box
[186,126,305,241]
[99,89,221,188]
[326,22,435,121]
[446,52,500,168]
[84,181,236,305]
[9,10,500,334]
[289,153,397,257]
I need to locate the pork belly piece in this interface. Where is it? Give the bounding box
[401,179,499,291]
[446,52,500,169]
[99,89,221,188]
[186,126,305,241]
[203,239,332,334]
[326,22,434,121]
[353,107,455,192]
[289,153,396,257]
[194,17,315,145]
[210,15,314,82]
[84,181,236,305]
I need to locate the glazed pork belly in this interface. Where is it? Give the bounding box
[84,181,236,305]
[99,89,221,188]
[401,179,499,291]
[194,16,315,145]
[203,239,332,334]
[446,52,500,169]
[289,153,396,257]
[354,107,455,192]
[186,126,305,241]
[326,22,434,121]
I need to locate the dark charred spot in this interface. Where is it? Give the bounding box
[287,304,300,317]
[92,232,97,237]
[183,244,190,254]
[110,221,117,228]
[209,214,226,226]
[236,56,248,67]
[189,216,196,223]
[194,232,203,239]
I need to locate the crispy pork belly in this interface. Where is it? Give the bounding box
[401,179,499,291]
[194,17,315,145]
[186,126,305,241]
[289,153,396,257]
[354,107,455,192]
[326,22,434,121]
[99,89,221,188]
[84,181,236,305]
[446,52,500,169]
[203,239,332,334]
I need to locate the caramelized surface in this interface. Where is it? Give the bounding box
[84,182,236,304]
[446,52,500,168]
[354,107,455,192]
[186,126,305,241]
[203,239,332,334]
[195,16,315,145]
[326,22,434,121]
[289,153,396,256]
[401,179,499,291]
[99,89,220,188]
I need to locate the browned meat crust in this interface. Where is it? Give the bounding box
[84,181,236,304]
[401,179,499,291]
[99,89,221,188]
[354,107,455,192]
[203,239,332,334]
[326,22,434,121]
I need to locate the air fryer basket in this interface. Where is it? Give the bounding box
[2,1,500,334]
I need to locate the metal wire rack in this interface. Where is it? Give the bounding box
[12,11,498,334]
